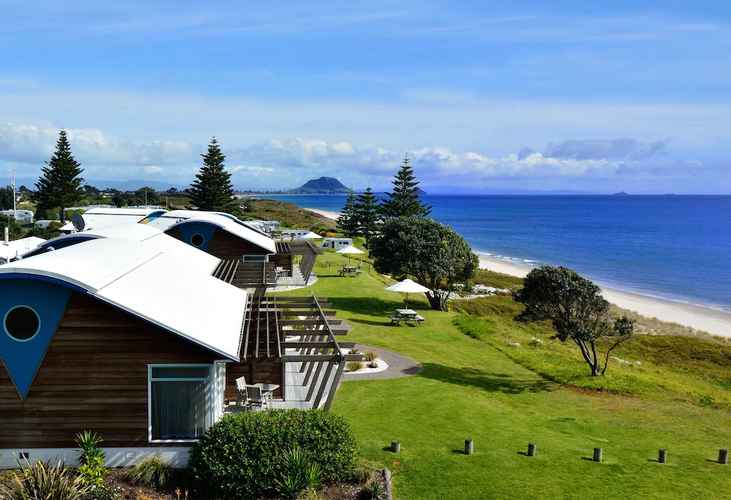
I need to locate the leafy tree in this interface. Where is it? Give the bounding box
[354,188,379,246]
[370,216,478,310]
[35,130,85,223]
[380,155,430,218]
[0,214,23,240]
[134,186,160,206]
[336,191,359,237]
[514,266,634,376]
[0,186,13,211]
[189,137,237,213]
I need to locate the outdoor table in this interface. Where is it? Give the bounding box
[396,308,418,318]
[390,308,424,326]
[259,383,280,402]
[339,265,359,276]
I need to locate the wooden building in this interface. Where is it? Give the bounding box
[0,229,357,468]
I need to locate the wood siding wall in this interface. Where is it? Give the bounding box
[0,293,220,448]
[166,227,270,259]
[224,359,283,400]
[208,230,271,258]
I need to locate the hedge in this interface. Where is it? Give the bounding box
[189,409,357,499]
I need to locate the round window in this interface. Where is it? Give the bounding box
[4,306,41,342]
[190,233,205,247]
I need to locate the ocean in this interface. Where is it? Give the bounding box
[263,194,731,312]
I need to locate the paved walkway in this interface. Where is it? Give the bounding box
[344,344,422,380]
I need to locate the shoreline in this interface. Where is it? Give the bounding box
[305,207,340,221]
[301,206,731,338]
[478,254,731,339]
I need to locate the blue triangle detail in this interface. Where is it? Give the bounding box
[0,280,71,399]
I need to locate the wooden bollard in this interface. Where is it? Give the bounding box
[390,441,400,453]
[719,449,728,465]
[593,448,603,463]
[464,439,474,455]
[527,443,536,457]
[658,449,667,464]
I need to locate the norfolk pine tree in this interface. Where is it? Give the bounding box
[35,130,85,223]
[380,155,430,218]
[354,187,379,246]
[337,191,360,237]
[189,137,237,213]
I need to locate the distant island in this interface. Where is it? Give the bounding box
[289,177,350,194]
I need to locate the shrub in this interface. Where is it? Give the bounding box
[75,430,107,490]
[275,447,321,499]
[128,455,172,490]
[347,361,364,372]
[365,352,377,362]
[189,409,357,499]
[0,460,90,500]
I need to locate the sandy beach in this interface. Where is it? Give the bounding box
[479,254,731,339]
[305,207,340,221]
[303,206,731,338]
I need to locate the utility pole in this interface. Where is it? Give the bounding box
[11,167,16,215]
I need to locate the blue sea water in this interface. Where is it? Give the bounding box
[264,194,731,312]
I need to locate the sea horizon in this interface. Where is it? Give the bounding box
[264,193,731,315]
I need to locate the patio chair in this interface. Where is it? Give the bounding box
[235,376,251,409]
[245,384,268,410]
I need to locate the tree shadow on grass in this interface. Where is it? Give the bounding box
[418,362,554,394]
[327,296,403,316]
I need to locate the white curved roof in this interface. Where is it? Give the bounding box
[86,224,221,274]
[145,210,276,254]
[0,237,46,262]
[81,207,161,231]
[0,238,245,360]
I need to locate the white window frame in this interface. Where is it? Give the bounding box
[147,363,215,444]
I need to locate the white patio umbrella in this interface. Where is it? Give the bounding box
[385,278,431,306]
[336,244,364,264]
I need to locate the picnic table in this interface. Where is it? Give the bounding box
[390,308,425,326]
[339,264,361,277]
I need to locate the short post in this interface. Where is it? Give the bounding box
[390,441,400,453]
[464,439,474,455]
[593,447,603,463]
[527,443,536,457]
[719,449,728,465]
[658,449,667,464]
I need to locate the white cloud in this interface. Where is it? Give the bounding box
[0,122,196,167]
[0,120,725,193]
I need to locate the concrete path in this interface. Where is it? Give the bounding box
[344,344,422,380]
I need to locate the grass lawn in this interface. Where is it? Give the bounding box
[276,251,731,499]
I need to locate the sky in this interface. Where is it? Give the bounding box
[0,1,729,194]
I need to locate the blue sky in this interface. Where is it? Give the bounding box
[1,1,729,193]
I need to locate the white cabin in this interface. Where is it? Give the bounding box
[321,237,353,250]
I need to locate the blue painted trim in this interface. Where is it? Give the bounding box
[170,221,217,251]
[0,280,72,398]
[0,273,89,294]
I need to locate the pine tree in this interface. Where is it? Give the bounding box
[35,130,84,223]
[380,155,430,218]
[354,187,379,247]
[189,137,237,213]
[336,191,360,237]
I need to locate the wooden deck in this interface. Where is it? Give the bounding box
[225,295,362,412]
